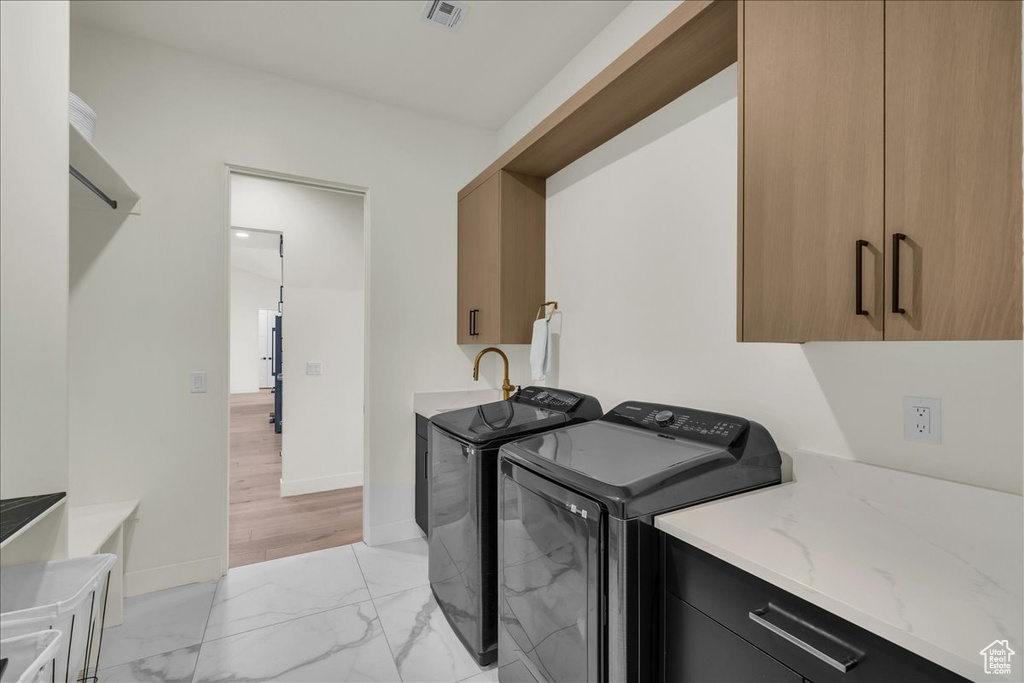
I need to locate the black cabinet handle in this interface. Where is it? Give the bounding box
[469,309,479,336]
[891,233,907,314]
[749,605,861,673]
[855,239,869,316]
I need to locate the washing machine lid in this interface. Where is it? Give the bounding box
[499,401,782,518]
[430,399,568,446]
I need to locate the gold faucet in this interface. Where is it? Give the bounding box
[473,347,516,400]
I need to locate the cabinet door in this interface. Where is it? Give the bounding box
[664,595,802,683]
[415,432,428,535]
[741,1,884,342]
[457,173,501,344]
[885,0,1023,340]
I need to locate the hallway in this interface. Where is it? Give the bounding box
[229,390,362,567]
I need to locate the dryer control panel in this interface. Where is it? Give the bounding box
[603,401,749,448]
[515,386,583,412]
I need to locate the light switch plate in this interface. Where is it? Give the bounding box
[903,396,941,444]
[190,371,207,394]
[306,361,323,376]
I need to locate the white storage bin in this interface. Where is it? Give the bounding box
[0,630,62,683]
[0,555,115,683]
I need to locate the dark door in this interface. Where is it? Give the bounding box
[497,461,603,683]
[273,315,282,434]
[274,234,284,433]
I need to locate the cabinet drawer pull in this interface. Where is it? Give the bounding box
[469,309,479,336]
[749,604,861,673]
[891,233,907,314]
[855,239,869,316]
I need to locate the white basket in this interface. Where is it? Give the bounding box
[69,92,96,142]
[0,630,62,683]
[0,555,115,683]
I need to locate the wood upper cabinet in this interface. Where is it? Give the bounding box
[740,0,1023,342]
[457,170,545,345]
[885,0,1023,340]
[457,172,500,344]
[740,0,885,342]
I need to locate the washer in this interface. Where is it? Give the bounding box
[496,400,782,682]
[429,386,603,666]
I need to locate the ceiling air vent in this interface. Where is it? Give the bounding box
[421,0,468,31]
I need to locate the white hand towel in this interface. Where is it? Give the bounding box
[530,318,551,380]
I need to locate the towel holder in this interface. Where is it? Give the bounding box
[536,301,558,321]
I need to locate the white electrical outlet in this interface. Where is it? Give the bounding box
[306,361,323,376]
[190,371,207,394]
[903,396,941,444]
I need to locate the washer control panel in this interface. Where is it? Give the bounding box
[516,386,582,412]
[604,401,749,447]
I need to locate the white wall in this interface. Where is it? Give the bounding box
[229,245,279,394]
[0,0,70,565]
[487,1,688,381]
[231,175,366,494]
[502,2,1024,494]
[69,23,499,594]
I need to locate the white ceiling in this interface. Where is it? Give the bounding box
[71,0,630,130]
[232,229,281,280]
[232,228,281,251]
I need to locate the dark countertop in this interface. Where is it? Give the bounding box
[0,492,66,545]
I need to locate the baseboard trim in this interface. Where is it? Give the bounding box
[280,471,362,497]
[364,519,424,547]
[124,555,223,597]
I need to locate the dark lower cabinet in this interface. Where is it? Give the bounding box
[666,595,801,682]
[415,414,429,535]
[662,535,968,683]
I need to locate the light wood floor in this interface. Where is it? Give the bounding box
[229,390,362,568]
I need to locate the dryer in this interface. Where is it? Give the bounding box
[496,400,781,682]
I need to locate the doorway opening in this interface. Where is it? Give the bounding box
[227,169,366,568]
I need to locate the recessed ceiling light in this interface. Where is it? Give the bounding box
[235,232,250,239]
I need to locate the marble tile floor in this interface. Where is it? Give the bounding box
[97,537,497,683]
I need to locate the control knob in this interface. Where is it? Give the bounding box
[654,410,675,426]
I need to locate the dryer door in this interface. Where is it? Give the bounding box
[498,460,604,683]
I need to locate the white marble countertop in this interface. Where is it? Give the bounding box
[655,450,1023,682]
[412,388,503,419]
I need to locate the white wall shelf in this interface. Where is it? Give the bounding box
[69,123,141,223]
